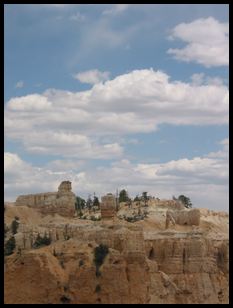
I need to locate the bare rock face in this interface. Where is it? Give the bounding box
[4,225,151,304]
[145,235,229,304]
[166,208,200,228]
[4,202,228,304]
[15,181,76,217]
[58,181,72,193]
[100,194,116,219]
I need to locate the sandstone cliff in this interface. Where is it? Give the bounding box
[4,201,229,304]
[15,181,76,217]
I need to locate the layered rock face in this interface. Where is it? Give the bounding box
[166,208,200,228]
[15,181,76,217]
[145,233,228,304]
[4,201,229,304]
[4,224,150,304]
[100,194,116,219]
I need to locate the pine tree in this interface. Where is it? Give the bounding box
[86,196,93,211]
[142,192,148,206]
[119,189,129,203]
[93,196,100,209]
[178,195,192,208]
[75,196,86,211]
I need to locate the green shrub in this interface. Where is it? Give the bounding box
[94,244,109,267]
[96,269,101,277]
[75,196,86,211]
[60,260,65,269]
[60,295,71,304]
[79,260,84,267]
[78,211,83,218]
[33,233,51,248]
[94,244,109,276]
[4,236,16,256]
[95,284,101,293]
[126,217,135,222]
[11,219,19,235]
[177,195,192,208]
[90,215,101,221]
[93,196,100,209]
[125,214,146,223]
[53,248,57,257]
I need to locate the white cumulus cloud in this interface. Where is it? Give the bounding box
[73,69,110,85]
[4,139,229,211]
[168,17,229,67]
[5,69,228,159]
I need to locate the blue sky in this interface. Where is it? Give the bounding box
[4,4,229,211]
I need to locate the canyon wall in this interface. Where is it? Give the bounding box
[15,181,76,217]
[4,220,229,304]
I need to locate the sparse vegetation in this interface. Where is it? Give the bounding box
[75,196,86,209]
[86,196,93,211]
[53,248,57,257]
[142,192,149,206]
[134,195,140,202]
[75,196,86,216]
[78,211,83,218]
[93,196,100,209]
[121,211,148,223]
[60,260,65,269]
[119,189,130,203]
[94,244,109,277]
[95,284,101,293]
[60,295,71,304]
[63,285,69,292]
[33,233,51,248]
[177,195,192,208]
[125,216,136,223]
[90,215,101,221]
[96,270,101,277]
[4,236,16,256]
[11,217,20,235]
[79,259,84,267]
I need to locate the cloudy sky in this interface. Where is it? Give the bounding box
[4,4,229,211]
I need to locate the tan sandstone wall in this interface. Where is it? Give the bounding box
[101,194,116,219]
[166,208,200,228]
[15,181,76,217]
[4,217,229,304]
[145,236,229,304]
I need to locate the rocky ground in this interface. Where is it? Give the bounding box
[4,201,229,304]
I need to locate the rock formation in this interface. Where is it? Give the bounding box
[15,181,76,217]
[165,208,200,229]
[4,196,228,304]
[100,193,116,219]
